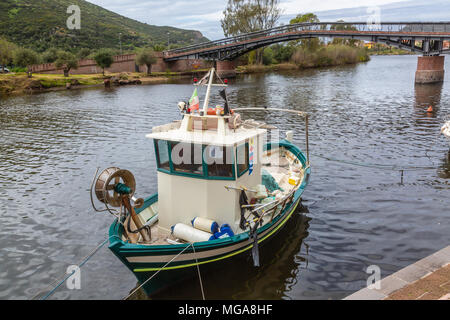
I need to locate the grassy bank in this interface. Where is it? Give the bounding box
[0,71,208,96]
[0,73,106,95]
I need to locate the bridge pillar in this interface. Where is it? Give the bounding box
[216,60,237,78]
[415,56,445,84]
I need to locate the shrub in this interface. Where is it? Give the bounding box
[94,49,114,76]
[55,51,78,77]
[13,47,40,77]
[135,48,157,75]
[42,48,59,63]
[0,38,17,72]
[119,72,129,80]
[291,44,370,68]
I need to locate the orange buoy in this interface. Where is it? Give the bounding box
[206,107,234,116]
[427,106,433,113]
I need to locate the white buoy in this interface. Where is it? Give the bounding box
[171,223,214,243]
[286,130,294,142]
[191,217,219,233]
[442,121,450,139]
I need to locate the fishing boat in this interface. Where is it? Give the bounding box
[91,68,311,297]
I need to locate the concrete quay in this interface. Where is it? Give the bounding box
[344,245,450,300]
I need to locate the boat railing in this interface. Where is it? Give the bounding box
[233,108,310,166]
[245,180,299,230]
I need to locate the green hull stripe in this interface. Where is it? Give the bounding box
[133,201,299,272]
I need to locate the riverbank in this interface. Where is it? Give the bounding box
[368,48,416,56]
[0,70,208,96]
[236,59,369,74]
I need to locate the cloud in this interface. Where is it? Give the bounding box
[86,0,441,40]
[280,0,410,15]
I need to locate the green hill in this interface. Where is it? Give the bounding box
[0,0,209,53]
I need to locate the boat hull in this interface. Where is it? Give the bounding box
[108,141,310,297]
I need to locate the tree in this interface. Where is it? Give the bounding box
[290,13,321,51]
[271,43,295,63]
[55,51,79,77]
[0,38,17,72]
[94,49,114,76]
[221,0,282,64]
[77,48,91,60]
[153,44,166,52]
[13,48,40,78]
[136,48,157,75]
[331,20,359,47]
[290,13,320,24]
[42,48,59,63]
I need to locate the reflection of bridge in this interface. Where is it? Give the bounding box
[163,22,450,84]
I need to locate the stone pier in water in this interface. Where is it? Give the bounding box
[415,56,445,84]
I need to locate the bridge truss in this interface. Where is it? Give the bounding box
[164,22,450,61]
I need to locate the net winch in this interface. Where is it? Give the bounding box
[90,167,151,243]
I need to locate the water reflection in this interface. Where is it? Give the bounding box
[438,150,450,179]
[414,82,443,119]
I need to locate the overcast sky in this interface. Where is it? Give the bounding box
[86,0,436,40]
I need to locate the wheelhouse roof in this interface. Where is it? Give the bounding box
[146,115,266,147]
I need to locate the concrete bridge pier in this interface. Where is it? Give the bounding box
[415,56,445,84]
[216,60,237,78]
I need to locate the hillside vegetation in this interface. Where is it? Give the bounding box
[0,0,209,53]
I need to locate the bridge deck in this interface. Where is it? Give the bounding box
[164,22,450,61]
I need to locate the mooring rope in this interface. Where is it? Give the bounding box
[192,244,206,300]
[312,153,442,172]
[31,236,116,300]
[123,243,194,300]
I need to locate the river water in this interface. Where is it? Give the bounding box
[0,55,449,300]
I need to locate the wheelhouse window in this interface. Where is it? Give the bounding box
[204,145,234,178]
[170,142,203,176]
[155,140,170,171]
[236,143,249,177]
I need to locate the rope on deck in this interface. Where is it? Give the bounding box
[192,244,206,300]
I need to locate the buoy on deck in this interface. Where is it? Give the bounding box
[172,223,215,243]
[191,217,219,233]
[427,106,433,113]
[213,224,235,239]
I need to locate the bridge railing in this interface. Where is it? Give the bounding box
[164,22,450,57]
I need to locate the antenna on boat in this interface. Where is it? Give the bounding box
[202,68,215,116]
[193,68,228,116]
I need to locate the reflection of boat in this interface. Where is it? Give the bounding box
[442,120,450,146]
[90,68,311,297]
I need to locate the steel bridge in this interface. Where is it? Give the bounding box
[163,22,450,61]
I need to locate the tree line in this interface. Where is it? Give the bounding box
[1,1,372,79]
[221,1,369,67]
[0,38,159,78]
